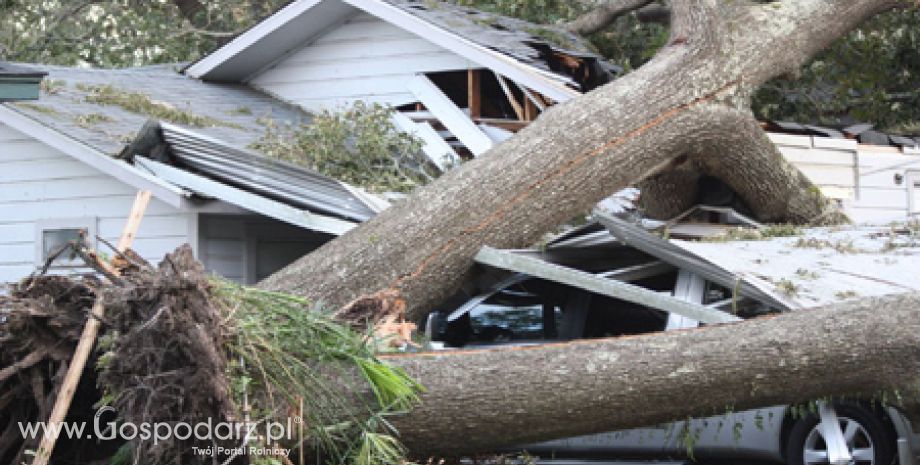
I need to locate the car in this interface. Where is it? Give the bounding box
[424,272,920,465]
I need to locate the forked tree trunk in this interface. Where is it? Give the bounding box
[387,293,920,457]
[260,0,897,320]
[254,0,916,457]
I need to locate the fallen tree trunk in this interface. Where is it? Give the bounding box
[386,293,920,457]
[259,0,897,320]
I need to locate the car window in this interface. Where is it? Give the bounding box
[469,303,561,343]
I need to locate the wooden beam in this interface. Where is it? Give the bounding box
[408,74,493,156]
[468,69,481,119]
[524,95,538,121]
[495,73,524,121]
[391,112,460,171]
[32,191,152,465]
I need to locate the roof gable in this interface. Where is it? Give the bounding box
[184,0,613,102]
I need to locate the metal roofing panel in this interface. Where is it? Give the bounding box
[671,225,920,309]
[594,210,791,310]
[159,122,380,222]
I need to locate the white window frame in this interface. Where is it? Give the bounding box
[34,218,97,269]
[907,170,920,216]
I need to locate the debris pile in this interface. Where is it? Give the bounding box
[0,245,422,465]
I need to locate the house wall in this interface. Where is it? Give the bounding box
[0,122,195,282]
[770,133,920,224]
[250,10,475,111]
[198,214,331,285]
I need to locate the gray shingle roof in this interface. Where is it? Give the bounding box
[385,0,620,90]
[2,64,309,155]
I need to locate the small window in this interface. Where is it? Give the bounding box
[35,219,96,268]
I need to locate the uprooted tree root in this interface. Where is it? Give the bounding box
[0,275,122,465]
[1,245,423,465]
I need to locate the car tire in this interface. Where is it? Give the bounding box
[785,403,894,465]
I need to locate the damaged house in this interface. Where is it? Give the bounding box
[0,0,919,287]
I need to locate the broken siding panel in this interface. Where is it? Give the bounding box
[0,122,191,283]
[251,11,474,111]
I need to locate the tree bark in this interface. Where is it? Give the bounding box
[566,0,657,36]
[384,293,920,457]
[260,0,897,320]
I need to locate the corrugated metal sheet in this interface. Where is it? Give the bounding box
[159,122,380,222]
[594,210,792,310]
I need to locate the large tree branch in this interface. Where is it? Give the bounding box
[639,105,845,224]
[384,293,920,457]
[565,0,656,35]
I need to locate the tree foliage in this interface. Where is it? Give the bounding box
[251,102,433,193]
[0,0,287,67]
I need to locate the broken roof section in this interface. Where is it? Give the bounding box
[136,122,383,223]
[3,64,309,155]
[184,0,618,99]
[479,206,920,318]
[384,0,619,90]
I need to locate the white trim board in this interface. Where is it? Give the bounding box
[0,105,186,208]
[135,157,356,236]
[408,74,493,156]
[184,0,581,103]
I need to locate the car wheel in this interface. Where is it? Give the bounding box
[786,404,894,465]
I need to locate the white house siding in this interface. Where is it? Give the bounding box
[771,133,920,224]
[198,214,332,285]
[0,122,194,282]
[250,10,476,111]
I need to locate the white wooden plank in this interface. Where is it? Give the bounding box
[0,264,37,283]
[478,124,514,144]
[812,137,858,151]
[408,74,493,156]
[135,158,355,236]
[279,36,448,66]
[0,158,103,183]
[257,74,413,100]
[767,133,812,148]
[845,206,910,224]
[256,52,471,85]
[780,146,855,166]
[0,243,34,263]
[98,215,190,239]
[313,17,408,43]
[390,112,458,171]
[0,140,68,162]
[853,187,909,209]
[795,164,856,187]
[0,195,178,223]
[292,93,416,111]
[0,106,185,207]
[0,223,34,243]
[0,176,134,203]
[859,170,910,189]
